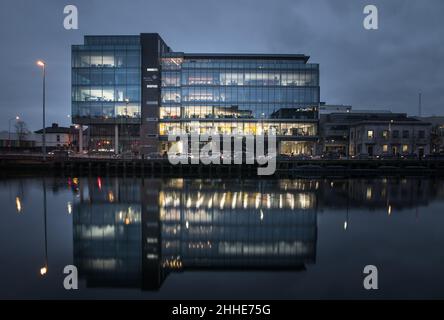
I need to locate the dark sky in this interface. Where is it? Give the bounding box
[0,0,443,130]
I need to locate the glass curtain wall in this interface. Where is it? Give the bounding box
[72,36,142,154]
[160,55,320,155]
[72,36,141,122]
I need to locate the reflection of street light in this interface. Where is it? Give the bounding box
[36,60,46,161]
[15,196,22,213]
[40,179,48,276]
[40,266,47,276]
[344,180,350,231]
[8,116,20,151]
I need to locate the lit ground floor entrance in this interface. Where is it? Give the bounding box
[279,141,314,156]
[160,139,316,157]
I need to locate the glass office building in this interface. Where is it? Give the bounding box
[72,36,142,153]
[72,34,320,155]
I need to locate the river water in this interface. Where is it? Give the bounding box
[1,176,443,299]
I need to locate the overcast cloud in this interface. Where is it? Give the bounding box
[0,0,443,130]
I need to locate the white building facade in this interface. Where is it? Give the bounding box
[349,120,431,158]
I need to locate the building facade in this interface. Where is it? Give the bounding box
[72,34,320,156]
[415,116,444,154]
[319,112,431,158]
[349,119,431,158]
[319,103,352,115]
[34,123,79,149]
[72,35,145,154]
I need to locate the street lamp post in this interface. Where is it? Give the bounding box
[37,60,46,161]
[8,116,20,151]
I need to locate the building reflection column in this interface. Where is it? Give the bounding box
[141,178,163,290]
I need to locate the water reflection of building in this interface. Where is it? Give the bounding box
[73,178,318,290]
[73,178,142,288]
[317,177,440,211]
[72,176,444,290]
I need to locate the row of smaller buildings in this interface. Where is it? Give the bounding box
[319,107,444,158]
[0,123,79,151]
[2,114,444,158]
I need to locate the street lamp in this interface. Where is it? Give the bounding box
[8,116,20,151]
[36,60,46,161]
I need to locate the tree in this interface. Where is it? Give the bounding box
[15,120,30,148]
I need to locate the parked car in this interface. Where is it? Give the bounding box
[256,153,277,163]
[293,154,312,161]
[400,153,419,160]
[321,152,341,160]
[49,149,69,159]
[145,152,163,159]
[425,153,444,160]
[351,154,370,160]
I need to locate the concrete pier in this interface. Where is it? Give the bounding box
[1,154,444,178]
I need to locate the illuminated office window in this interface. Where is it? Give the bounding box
[402,144,409,153]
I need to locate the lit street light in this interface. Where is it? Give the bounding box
[36,60,46,161]
[8,115,20,151]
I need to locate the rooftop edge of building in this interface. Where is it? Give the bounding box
[177,53,310,63]
[79,34,310,63]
